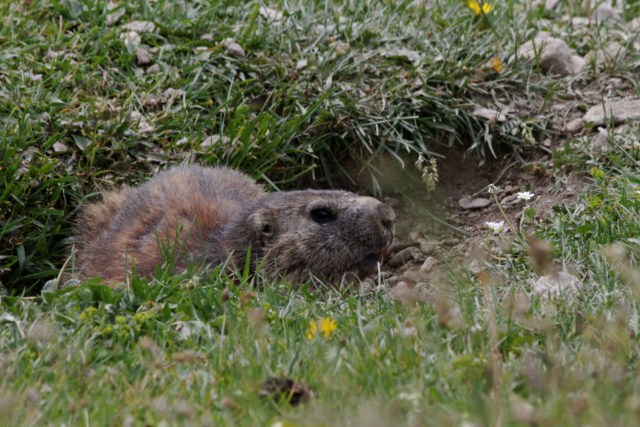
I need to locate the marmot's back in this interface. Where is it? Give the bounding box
[73,166,265,280]
[72,165,395,284]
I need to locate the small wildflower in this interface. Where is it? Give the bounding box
[319,317,337,338]
[306,321,317,340]
[516,191,535,201]
[468,0,493,16]
[490,57,503,73]
[485,220,505,234]
[306,317,337,340]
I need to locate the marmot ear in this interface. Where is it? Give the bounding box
[248,209,274,239]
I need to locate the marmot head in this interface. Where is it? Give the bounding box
[220,190,395,284]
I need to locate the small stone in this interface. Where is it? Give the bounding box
[223,38,245,57]
[419,240,435,255]
[420,257,437,272]
[388,247,419,267]
[518,34,585,76]
[388,240,418,254]
[386,275,400,286]
[135,48,153,66]
[145,64,161,74]
[565,118,584,133]
[52,142,68,153]
[582,98,640,127]
[592,41,625,66]
[296,58,308,70]
[106,2,125,26]
[408,230,421,241]
[458,197,491,209]
[629,18,640,32]
[532,271,583,300]
[122,21,157,33]
[594,5,622,23]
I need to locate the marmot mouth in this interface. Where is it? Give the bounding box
[359,245,390,276]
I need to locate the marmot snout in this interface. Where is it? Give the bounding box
[72,165,395,284]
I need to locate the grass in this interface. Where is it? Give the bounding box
[2,0,640,425]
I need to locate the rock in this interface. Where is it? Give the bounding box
[518,34,585,76]
[565,118,584,133]
[389,240,418,254]
[122,21,157,33]
[472,107,507,122]
[582,98,640,126]
[386,275,400,287]
[120,31,141,53]
[223,38,245,57]
[52,142,68,153]
[594,5,623,23]
[408,230,421,241]
[105,2,125,26]
[459,197,491,210]
[145,64,161,74]
[419,240,435,255]
[388,247,420,267]
[420,257,437,272]
[531,271,583,299]
[135,48,153,66]
[591,41,625,66]
[500,194,518,205]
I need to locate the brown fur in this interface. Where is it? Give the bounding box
[72,165,395,284]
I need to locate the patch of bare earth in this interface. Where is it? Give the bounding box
[377,146,585,289]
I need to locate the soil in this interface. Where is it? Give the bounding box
[379,145,585,287]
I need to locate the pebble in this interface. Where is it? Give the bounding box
[223,38,245,57]
[592,41,625,66]
[531,271,583,300]
[582,98,640,127]
[420,257,437,272]
[389,240,418,254]
[459,197,491,209]
[418,240,435,255]
[388,247,420,267]
[52,142,68,153]
[594,5,623,23]
[518,34,585,76]
[135,48,153,66]
[122,21,157,33]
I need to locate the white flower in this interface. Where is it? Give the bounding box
[485,220,505,234]
[516,191,535,201]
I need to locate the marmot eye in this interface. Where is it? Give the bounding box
[311,208,337,224]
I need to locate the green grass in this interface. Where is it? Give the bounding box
[2,0,640,425]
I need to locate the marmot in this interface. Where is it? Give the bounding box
[72,165,395,284]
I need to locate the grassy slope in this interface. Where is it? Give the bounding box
[1,0,640,426]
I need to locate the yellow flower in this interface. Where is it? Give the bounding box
[468,0,492,16]
[306,317,337,340]
[319,317,337,338]
[306,321,317,340]
[490,57,503,73]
